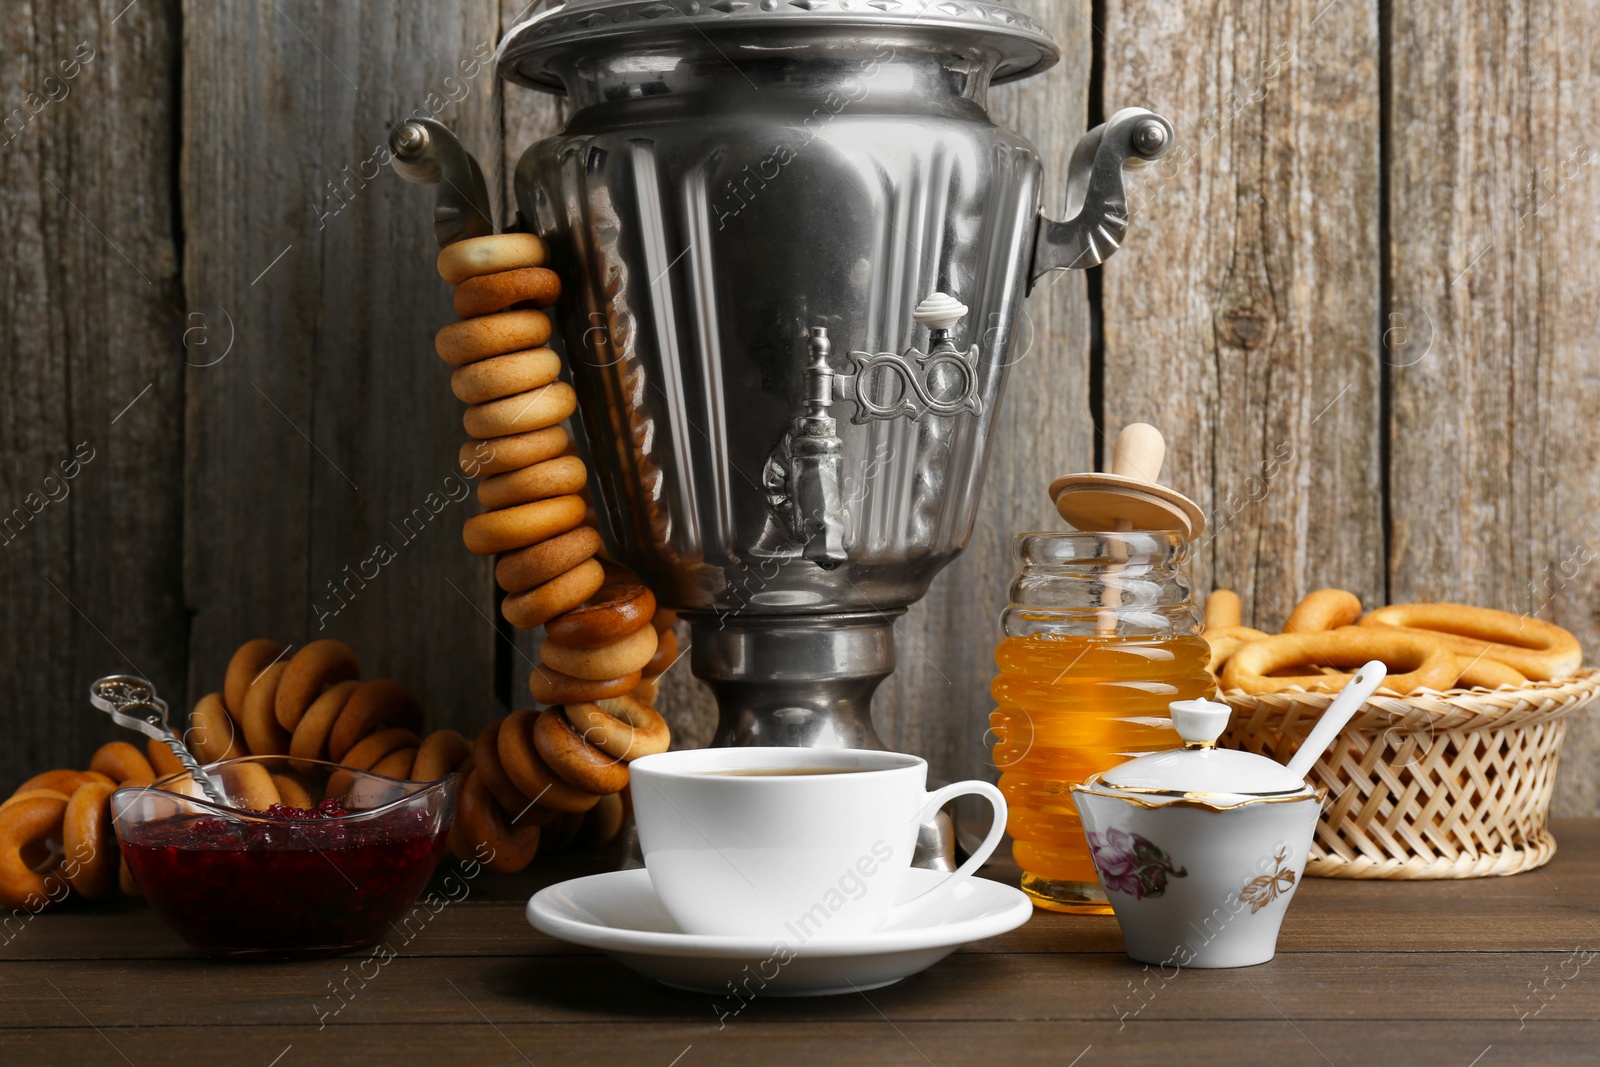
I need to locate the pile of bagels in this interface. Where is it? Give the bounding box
[1204,588,1585,696]
[0,625,674,908]
[195,636,669,874]
[1,743,152,909]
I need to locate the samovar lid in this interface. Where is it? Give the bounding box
[499,0,1060,93]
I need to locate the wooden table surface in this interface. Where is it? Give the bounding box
[3,822,1598,1066]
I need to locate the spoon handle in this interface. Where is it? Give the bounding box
[89,676,234,808]
[152,729,233,807]
[1284,660,1388,781]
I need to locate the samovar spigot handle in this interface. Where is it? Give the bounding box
[1029,107,1174,287]
[387,118,496,249]
[912,292,968,354]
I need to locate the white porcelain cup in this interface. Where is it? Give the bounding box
[629,747,1007,940]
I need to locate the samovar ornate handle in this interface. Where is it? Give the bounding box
[1031,106,1173,283]
[387,118,496,248]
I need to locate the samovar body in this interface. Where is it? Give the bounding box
[519,60,1041,619]
[401,1,1172,750]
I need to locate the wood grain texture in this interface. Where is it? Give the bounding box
[0,1,185,789]
[1388,0,1600,817]
[180,0,503,736]
[7,951,1600,1026]
[874,0,1095,787]
[5,1023,1598,1067]
[1,823,1597,1064]
[1100,1,1385,631]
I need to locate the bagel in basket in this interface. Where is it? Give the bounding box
[1360,604,1582,682]
[1220,626,1460,695]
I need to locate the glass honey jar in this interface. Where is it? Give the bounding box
[989,530,1214,913]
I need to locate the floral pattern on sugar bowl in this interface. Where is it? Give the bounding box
[1085,828,1187,900]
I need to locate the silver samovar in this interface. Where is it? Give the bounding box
[394,1,1171,752]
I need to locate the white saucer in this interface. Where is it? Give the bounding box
[526,868,1032,997]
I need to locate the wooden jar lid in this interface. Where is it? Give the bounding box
[1048,423,1205,538]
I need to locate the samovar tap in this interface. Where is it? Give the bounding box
[786,328,849,568]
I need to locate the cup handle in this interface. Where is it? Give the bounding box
[881,780,1008,927]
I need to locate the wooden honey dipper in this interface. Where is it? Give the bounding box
[1048,424,1204,633]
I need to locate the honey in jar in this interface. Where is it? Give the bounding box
[990,531,1213,913]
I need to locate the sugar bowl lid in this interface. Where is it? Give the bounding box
[1092,698,1311,803]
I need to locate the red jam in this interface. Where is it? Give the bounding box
[120,800,448,959]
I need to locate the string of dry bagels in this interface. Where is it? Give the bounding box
[201,636,668,874]
[0,625,672,907]
[434,232,678,702]
[431,232,681,872]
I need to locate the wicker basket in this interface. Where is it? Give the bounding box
[1219,670,1600,879]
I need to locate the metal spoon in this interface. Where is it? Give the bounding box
[89,675,233,808]
[1283,660,1388,781]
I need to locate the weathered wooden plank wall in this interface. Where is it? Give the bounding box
[1103,0,1385,619]
[2,0,1597,815]
[181,0,503,734]
[0,1,187,779]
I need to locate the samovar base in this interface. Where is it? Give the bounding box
[686,611,957,871]
[688,611,899,749]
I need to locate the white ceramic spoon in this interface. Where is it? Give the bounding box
[1283,660,1388,780]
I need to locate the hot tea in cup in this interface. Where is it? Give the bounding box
[628,748,1006,939]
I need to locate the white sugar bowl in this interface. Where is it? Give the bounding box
[1070,665,1384,969]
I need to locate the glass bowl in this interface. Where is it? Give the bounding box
[111,756,458,960]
